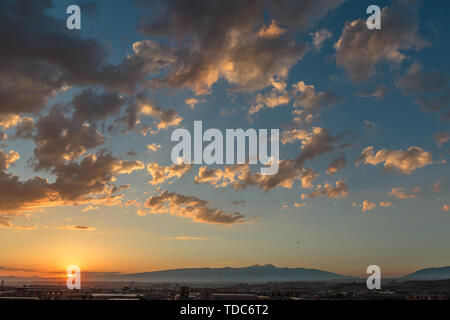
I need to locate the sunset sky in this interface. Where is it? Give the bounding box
[1,0,449,278]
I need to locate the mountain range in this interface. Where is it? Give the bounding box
[2,265,450,283]
[113,264,353,282]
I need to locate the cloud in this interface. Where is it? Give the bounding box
[435,132,450,147]
[32,107,104,171]
[59,225,96,231]
[335,3,428,83]
[292,81,340,111]
[220,108,238,117]
[281,127,348,167]
[357,85,390,100]
[362,200,376,212]
[0,151,142,227]
[397,63,448,95]
[269,0,345,30]
[0,1,177,117]
[293,127,352,167]
[230,199,246,207]
[308,180,349,199]
[147,144,162,152]
[311,29,332,51]
[185,98,199,110]
[0,171,59,215]
[195,160,318,192]
[13,117,35,139]
[326,153,346,175]
[379,201,393,208]
[51,152,144,202]
[195,127,350,192]
[356,146,432,174]
[115,94,182,134]
[163,236,208,240]
[82,205,100,212]
[247,80,339,120]
[138,0,344,94]
[147,162,192,185]
[259,20,286,39]
[363,120,378,135]
[0,114,23,130]
[294,202,307,208]
[144,190,245,225]
[415,95,450,115]
[281,129,310,144]
[72,89,125,123]
[256,88,290,109]
[0,149,20,171]
[0,223,37,231]
[390,187,420,199]
[432,181,442,192]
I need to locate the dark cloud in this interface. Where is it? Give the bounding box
[357,84,391,100]
[143,190,245,224]
[13,117,35,139]
[326,153,346,175]
[269,0,344,29]
[138,0,343,94]
[112,93,182,134]
[293,127,352,167]
[0,0,105,114]
[72,89,125,123]
[33,107,104,171]
[0,171,56,214]
[397,63,448,95]
[414,95,450,113]
[335,2,428,83]
[0,1,174,116]
[292,81,340,111]
[52,152,144,201]
[435,132,450,147]
[59,225,95,231]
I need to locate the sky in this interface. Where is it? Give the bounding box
[0,0,449,278]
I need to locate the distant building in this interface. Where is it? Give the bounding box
[90,293,142,300]
[212,293,259,300]
[199,288,212,300]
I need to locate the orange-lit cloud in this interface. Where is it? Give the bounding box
[356,146,432,174]
[147,162,192,185]
[390,187,420,199]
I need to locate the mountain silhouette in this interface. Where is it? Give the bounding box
[402,266,450,280]
[112,264,353,282]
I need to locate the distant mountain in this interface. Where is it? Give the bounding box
[110,264,355,283]
[403,266,450,280]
